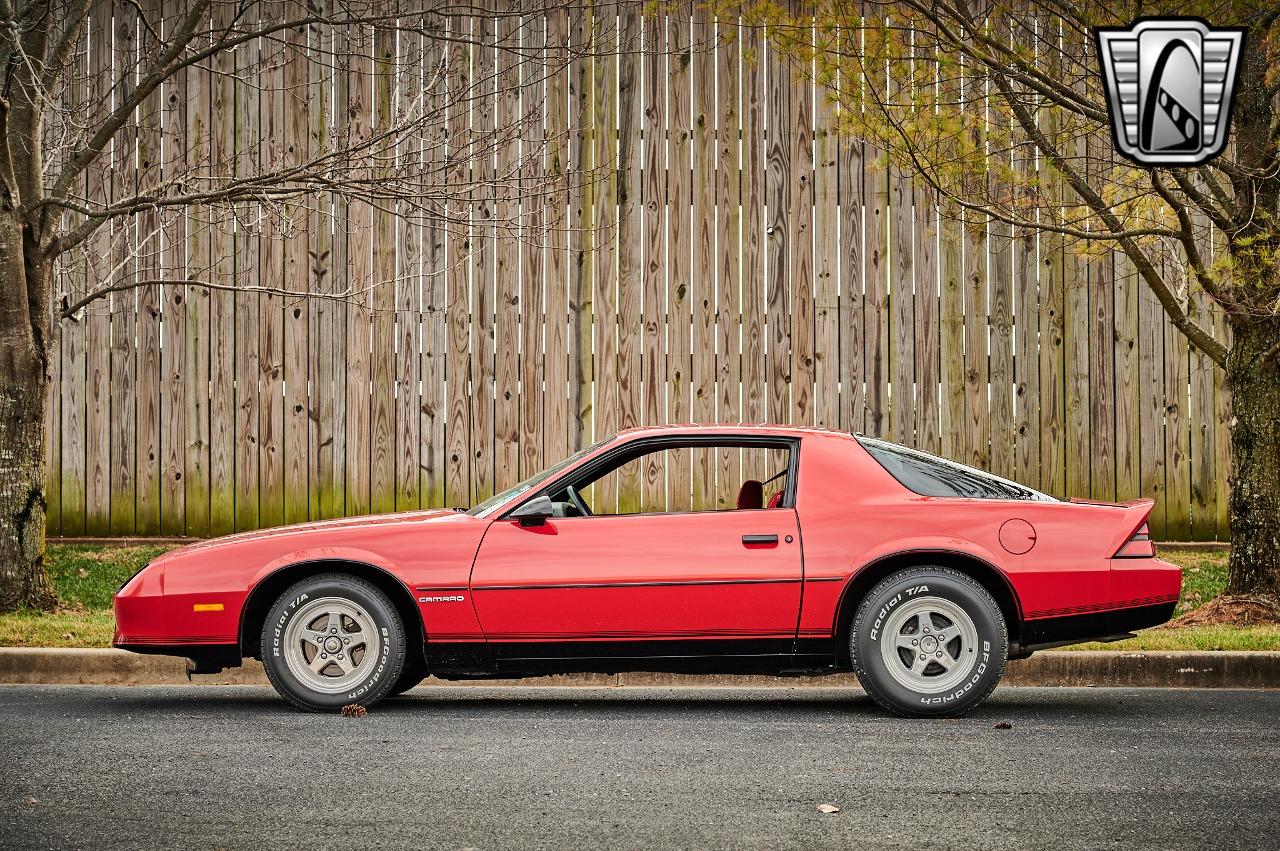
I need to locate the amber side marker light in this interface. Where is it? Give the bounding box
[1114,522,1156,558]
[193,603,225,612]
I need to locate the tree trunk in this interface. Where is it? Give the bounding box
[0,362,55,612]
[0,210,57,613]
[1224,322,1280,598]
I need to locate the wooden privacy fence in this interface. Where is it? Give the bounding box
[45,3,1231,541]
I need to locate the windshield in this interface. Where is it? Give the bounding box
[857,436,1057,502]
[465,436,615,517]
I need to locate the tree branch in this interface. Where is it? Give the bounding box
[46,0,210,202]
[991,56,1228,367]
[1149,171,1236,311]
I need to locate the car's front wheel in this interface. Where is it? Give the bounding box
[850,566,1007,717]
[261,573,406,712]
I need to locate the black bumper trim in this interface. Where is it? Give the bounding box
[1019,601,1177,652]
[114,643,243,675]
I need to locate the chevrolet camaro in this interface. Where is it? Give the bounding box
[114,425,1181,716]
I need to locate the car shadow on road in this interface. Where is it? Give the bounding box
[75,684,1166,724]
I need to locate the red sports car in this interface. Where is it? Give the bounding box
[114,425,1180,716]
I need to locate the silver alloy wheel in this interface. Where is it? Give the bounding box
[878,595,979,694]
[281,595,382,694]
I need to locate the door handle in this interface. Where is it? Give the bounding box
[742,534,779,546]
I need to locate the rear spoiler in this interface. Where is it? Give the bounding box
[1081,498,1157,556]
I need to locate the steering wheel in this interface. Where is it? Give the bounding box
[566,485,593,517]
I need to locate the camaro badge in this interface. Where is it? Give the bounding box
[1094,18,1244,165]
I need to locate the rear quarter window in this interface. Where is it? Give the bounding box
[857,437,1056,501]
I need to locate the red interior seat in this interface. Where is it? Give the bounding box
[736,480,764,510]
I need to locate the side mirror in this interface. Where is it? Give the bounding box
[511,495,555,527]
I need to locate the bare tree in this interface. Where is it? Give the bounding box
[728,0,1280,613]
[0,0,600,612]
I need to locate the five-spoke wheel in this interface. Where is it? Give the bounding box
[879,596,979,695]
[281,597,382,694]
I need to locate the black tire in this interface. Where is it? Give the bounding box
[388,659,428,697]
[850,566,1007,718]
[260,573,407,712]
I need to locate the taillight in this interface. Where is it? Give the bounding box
[1114,522,1156,558]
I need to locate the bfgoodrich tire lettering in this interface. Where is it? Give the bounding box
[850,566,1008,718]
[261,573,407,712]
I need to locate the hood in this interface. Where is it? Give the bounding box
[152,508,463,565]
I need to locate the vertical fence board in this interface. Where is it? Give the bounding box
[283,12,311,525]
[690,6,715,509]
[592,5,620,511]
[937,67,964,461]
[838,114,864,435]
[812,75,838,431]
[160,50,188,536]
[1089,253,1117,502]
[83,5,113,536]
[1139,268,1167,538]
[640,12,665,510]
[395,25,423,511]
[494,13,521,495]
[788,54,815,430]
[1164,254,1192,539]
[616,7,643,511]
[765,36,791,428]
[471,11,497,504]
[256,20,286,530]
[309,6,344,520]
[444,15,471,508]
[889,169,913,446]
[183,50,210,537]
[715,20,741,499]
[1190,280,1217,540]
[914,193,939,456]
[1114,250,1141,502]
[207,3,237,534]
[344,25,373,517]
[666,8,692,511]
[369,25,398,514]
[962,210,990,470]
[571,3,593,457]
[110,4,139,535]
[58,22,89,535]
[421,26,447,506]
[741,22,766,481]
[134,3,162,535]
[1213,300,1232,537]
[543,9,571,468]
[862,143,888,439]
[519,14,549,483]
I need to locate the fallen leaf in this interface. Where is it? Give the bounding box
[993,721,1013,730]
[817,803,840,814]
[340,703,367,718]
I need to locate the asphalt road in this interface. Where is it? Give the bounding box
[0,685,1276,850]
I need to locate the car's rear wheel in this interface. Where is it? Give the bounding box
[261,573,406,712]
[850,566,1007,717]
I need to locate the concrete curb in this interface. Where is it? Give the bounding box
[1,648,1277,689]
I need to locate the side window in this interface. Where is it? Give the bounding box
[551,443,792,516]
